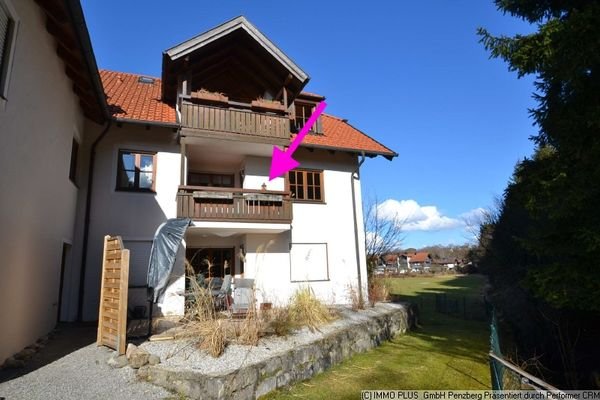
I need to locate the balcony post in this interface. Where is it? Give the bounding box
[180,140,187,185]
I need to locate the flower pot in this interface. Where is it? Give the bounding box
[251,100,286,113]
[191,90,228,105]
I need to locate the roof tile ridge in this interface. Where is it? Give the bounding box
[99,69,161,81]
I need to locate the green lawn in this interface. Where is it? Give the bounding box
[264,274,491,399]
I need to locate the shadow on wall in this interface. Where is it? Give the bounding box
[82,166,170,321]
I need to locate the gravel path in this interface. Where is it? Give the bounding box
[0,345,171,400]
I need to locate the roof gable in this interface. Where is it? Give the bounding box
[161,16,310,103]
[165,16,308,84]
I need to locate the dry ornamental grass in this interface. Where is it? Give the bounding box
[288,287,334,332]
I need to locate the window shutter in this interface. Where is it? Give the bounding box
[0,4,9,75]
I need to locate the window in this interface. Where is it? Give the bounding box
[116,150,156,192]
[185,247,234,278]
[187,172,234,187]
[294,102,322,134]
[288,169,324,202]
[69,138,79,184]
[0,0,17,100]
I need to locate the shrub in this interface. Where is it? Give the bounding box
[184,260,218,322]
[268,307,294,336]
[288,287,334,331]
[347,284,366,311]
[238,292,261,346]
[193,320,225,357]
[368,277,390,306]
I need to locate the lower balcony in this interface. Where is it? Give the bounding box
[176,186,292,223]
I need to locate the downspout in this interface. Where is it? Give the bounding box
[351,151,366,304]
[77,119,112,321]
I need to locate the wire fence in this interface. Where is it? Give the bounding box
[489,310,562,392]
[434,293,488,321]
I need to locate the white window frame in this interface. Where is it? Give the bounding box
[289,242,330,282]
[0,0,19,107]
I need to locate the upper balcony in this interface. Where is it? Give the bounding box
[180,94,290,145]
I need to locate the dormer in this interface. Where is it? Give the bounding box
[292,92,326,134]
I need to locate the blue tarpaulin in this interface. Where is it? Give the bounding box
[146,218,191,303]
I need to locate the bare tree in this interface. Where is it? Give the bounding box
[363,196,404,268]
[462,196,502,245]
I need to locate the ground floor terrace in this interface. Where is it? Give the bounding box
[131,223,366,319]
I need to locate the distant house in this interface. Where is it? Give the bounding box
[401,252,432,271]
[437,259,457,270]
[383,253,401,269]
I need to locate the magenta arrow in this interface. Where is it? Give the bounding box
[269,101,327,180]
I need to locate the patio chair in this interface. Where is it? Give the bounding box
[231,278,254,316]
[212,274,232,311]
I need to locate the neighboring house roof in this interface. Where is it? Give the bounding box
[36,0,108,123]
[100,70,177,125]
[402,252,431,263]
[383,254,399,263]
[99,70,396,158]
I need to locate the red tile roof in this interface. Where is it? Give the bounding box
[383,254,399,263]
[402,252,431,263]
[100,70,177,124]
[99,69,395,157]
[297,114,396,157]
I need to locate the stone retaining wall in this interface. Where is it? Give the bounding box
[138,303,416,399]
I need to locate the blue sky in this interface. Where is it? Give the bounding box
[81,1,537,248]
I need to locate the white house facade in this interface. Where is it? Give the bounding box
[0,0,107,364]
[0,5,396,364]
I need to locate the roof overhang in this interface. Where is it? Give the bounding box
[300,143,397,160]
[35,0,109,123]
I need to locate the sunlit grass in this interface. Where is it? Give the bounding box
[263,274,491,399]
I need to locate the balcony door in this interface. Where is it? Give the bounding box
[187,172,234,188]
[186,247,234,278]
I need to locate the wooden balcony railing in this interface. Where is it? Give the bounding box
[176,186,293,223]
[180,102,290,140]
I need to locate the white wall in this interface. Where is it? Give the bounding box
[0,0,88,364]
[237,148,368,306]
[77,123,181,321]
[77,138,369,320]
[288,148,368,304]
[243,155,284,191]
[243,232,292,305]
